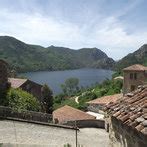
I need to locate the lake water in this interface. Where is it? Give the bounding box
[20,68,113,95]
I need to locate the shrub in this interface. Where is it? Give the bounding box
[7,88,41,111]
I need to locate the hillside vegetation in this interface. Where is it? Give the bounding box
[53,78,123,111]
[0,36,115,72]
[116,44,147,70]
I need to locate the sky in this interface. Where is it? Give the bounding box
[0,0,147,60]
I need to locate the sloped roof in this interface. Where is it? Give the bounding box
[0,59,8,65]
[105,85,147,135]
[53,105,95,123]
[87,94,122,105]
[123,64,147,71]
[8,78,27,88]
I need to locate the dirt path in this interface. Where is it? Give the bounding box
[75,96,79,104]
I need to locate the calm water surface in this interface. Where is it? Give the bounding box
[20,68,113,95]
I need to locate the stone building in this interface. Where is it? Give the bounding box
[9,78,43,101]
[104,85,147,147]
[123,64,147,94]
[87,94,122,114]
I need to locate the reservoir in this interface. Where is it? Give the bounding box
[20,68,113,95]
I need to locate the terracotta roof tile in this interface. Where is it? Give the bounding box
[105,85,147,136]
[87,94,122,105]
[53,105,95,124]
[8,78,27,88]
[123,64,147,71]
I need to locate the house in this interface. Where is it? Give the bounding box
[104,85,147,147]
[53,105,95,124]
[87,94,122,114]
[123,64,147,94]
[9,78,43,101]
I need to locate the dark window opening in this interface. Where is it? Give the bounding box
[131,85,136,91]
[130,73,133,79]
[130,73,137,80]
[134,73,137,80]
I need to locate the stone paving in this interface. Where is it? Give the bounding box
[0,120,109,147]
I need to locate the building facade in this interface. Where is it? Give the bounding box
[87,94,122,114]
[105,85,147,147]
[9,78,43,102]
[123,64,147,94]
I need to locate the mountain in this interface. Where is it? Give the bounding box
[116,44,147,70]
[0,36,115,72]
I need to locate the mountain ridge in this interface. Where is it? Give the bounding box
[116,44,147,70]
[0,36,115,72]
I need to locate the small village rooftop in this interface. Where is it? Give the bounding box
[87,94,122,105]
[123,64,147,71]
[53,105,96,124]
[105,85,147,135]
[8,78,27,88]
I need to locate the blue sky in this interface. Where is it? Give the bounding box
[0,0,147,60]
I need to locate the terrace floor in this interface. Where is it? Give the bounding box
[0,120,109,147]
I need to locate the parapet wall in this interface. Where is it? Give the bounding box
[64,119,105,128]
[0,106,52,123]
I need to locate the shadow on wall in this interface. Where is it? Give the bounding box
[63,119,105,128]
[110,117,147,147]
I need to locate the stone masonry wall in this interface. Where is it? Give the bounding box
[123,71,146,94]
[108,116,147,147]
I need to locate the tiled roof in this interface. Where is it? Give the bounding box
[53,105,95,123]
[123,64,147,71]
[105,85,147,135]
[87,94,122,105]
[8,78,27,88]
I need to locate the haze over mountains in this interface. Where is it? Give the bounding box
[0,36,146,73]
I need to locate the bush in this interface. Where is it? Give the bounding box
[7,88,41,111]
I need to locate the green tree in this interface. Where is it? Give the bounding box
[41,84,53,114]
[61,77,79,96]
[0,82,11,106]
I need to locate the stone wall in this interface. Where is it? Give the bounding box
[64,119,105,128]
[107,116,147,147]
[123,70,147,94]
[0,106,52,123]
[87,103,105,114]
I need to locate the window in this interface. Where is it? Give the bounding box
[130,73,133,79]
[131,85,136,91]
[134,73,137,80]
[130,73,137,80]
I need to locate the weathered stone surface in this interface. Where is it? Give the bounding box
[141,127,147,135]
[142,120,147,127]
[0,120,109,147]
[143,114,147,119]
[136,117,145,123]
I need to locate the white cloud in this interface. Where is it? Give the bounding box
[0,8,147,60]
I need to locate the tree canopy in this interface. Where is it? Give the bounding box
[61,77,79,96]
[41,84,53,114]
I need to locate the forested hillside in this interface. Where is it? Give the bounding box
[0,36,115,72]
[116,44,147,70]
